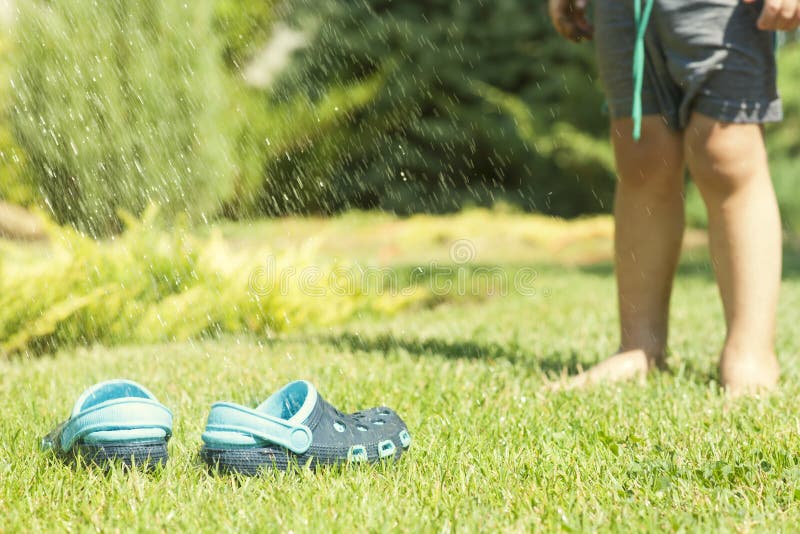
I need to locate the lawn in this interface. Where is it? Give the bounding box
[2,211,800,532]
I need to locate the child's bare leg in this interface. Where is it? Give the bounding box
[565,116,684,388]
[684,113,781,395]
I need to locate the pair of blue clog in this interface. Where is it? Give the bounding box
[42,379,411,474]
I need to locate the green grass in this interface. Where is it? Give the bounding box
[2,213,800,532]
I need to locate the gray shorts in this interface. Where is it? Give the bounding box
[594,0,782,129]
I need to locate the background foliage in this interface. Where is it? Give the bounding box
[10,0,234,236]
[0,206,427,356]
[260,0,614,216]
[1,1,798,231]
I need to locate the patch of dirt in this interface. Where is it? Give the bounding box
[0,201,47,241]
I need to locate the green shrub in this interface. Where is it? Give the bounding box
[222,74,386,218]
[0,116,29,206]
[254,0,615,217]
[214,0,278,69]
[0,206,427,356]
[11,0,235,236]
[0,37,31,206]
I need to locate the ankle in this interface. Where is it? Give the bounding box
[720,345,777,367]
[617,345,667,370]
[719,347,779,394]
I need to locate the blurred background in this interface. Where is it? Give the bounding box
[2,0,797,236]
[0,0,797,354]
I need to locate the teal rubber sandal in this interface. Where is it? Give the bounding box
[200,380,411,475]
[42,379,173,471]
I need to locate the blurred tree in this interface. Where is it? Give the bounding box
[242,0,616,217]
[11,0,234,235]
[214,0,279,70]
[0,36,30,208]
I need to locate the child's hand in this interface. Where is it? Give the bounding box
[744,0,800,31]
[548,0,594,42]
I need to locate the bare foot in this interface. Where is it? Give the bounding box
[720,349,779,397]
[548,349,663,391]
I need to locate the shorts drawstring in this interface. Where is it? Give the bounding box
[632,0,655,141]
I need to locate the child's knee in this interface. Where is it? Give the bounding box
[615,148,684,201]
[612,119,684,199]
[684,113,769,198]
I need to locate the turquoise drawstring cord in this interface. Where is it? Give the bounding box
[632,0,655,141]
